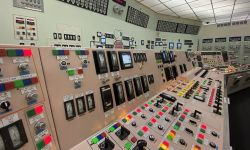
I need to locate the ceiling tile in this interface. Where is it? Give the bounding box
[212,0,235,8]
[216,18,231,23]
[151,4,167,12]
[233,7,250,13]
[195,9,214,15]
[171,4,191,11]
[214,5,234,13]
[158,9,175,15]
[192,5,212,11]
[140,0,161,7]
[234,2,250,9]
[163,0,187,8]
[189,0,211,8]
[176,9,194,15]
[236,0,250,4]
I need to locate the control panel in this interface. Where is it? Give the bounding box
[0,46,57,150]
[72,69,227,150]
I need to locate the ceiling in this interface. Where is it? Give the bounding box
[136,0,250,24]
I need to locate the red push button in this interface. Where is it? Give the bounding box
[31,77,39,84]
[4,82,15,90]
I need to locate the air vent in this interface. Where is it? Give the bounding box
[217,20,247,27]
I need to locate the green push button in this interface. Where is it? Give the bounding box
[109,126,115,132]
[162,109,166,112]
[91,137,99,144]
[167,135,173,141]
[132,111,137,116]
[197,138,203,144]
[141,106,145,110]
[148,101,152,105]
[14,80,24,88]
[124,142,132,150]
[155,115,160,119]
[7,50,16,57]
[167,104,172,107]
[137,130,143,137]
[75,50,81,55]
[26,109,36,118]
[67,69,75,76]
[52,50,58,56]
[148,122,153,127]
[36,140,45,150]
[174,124,180,130]
[122,119,127,123]
[200,128,206,133]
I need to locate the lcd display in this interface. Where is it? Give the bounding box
[118,51,133,69]
[124,80,135,101]
[169,51,175,62]
[169,42,174,49]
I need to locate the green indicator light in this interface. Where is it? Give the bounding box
[109,127,115,132]
[91,137,99,144]
[52,50,58,56]
[148,122,153,126]
[124,142,132,150]
[122,119,127,123]
[137,130,143,137]
[167,135,173,141]
[36,140,45,150]
[7,50,16,57]
[67,70,75,76]
[197,138,203,144]
[14,80,24,88]
[148,101,152,105]
[155,115,160,119]
[75,50,81,55]
[132,111,137,116]
[200,129,205,133]
[174,125,180,130]
[26,109,36,118]
[141,106,145,110]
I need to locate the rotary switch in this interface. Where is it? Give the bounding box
[0,101,11,112]
[18,63,30,75]
[26,93,38,105]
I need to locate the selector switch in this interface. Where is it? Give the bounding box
[115,126,130,140]
[98,138,115,150]
[26,92,38,105]
[149,135,155,141]
[158,125,163,130]
[209,142,216,149]
[132,140,147,150]
[149,108,154,113]
[131,121,137,127]
[179,138,186,146]
[0,101,11,112]
[59,60,68,70]
[18,63,30,75]
[211,131,218,137]
[141,114,146,119]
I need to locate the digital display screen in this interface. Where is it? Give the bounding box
[161,51,170,64]
[122,54,132,65]
[119,51,133,69]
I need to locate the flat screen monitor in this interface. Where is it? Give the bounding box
[107,51,120,72]
[93,50,108,74]
[161,51,170,64]
[124,79,135,101]
[118,51,133,69]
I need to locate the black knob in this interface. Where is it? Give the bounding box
[131,121,136,127]
[179,139,186,145]
[209,142,216,148]
[149,135,155,141]
[149,108,154,112]
[211,131,218,137]
[158,125,163,130]
[141,114,146,119]
[165,117,170,122]
[0,101,11,112]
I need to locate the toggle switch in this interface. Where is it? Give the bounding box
[175,102,183,111]
[0,101,11,112]
[115,126,130,140]
[132,140,147,150]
